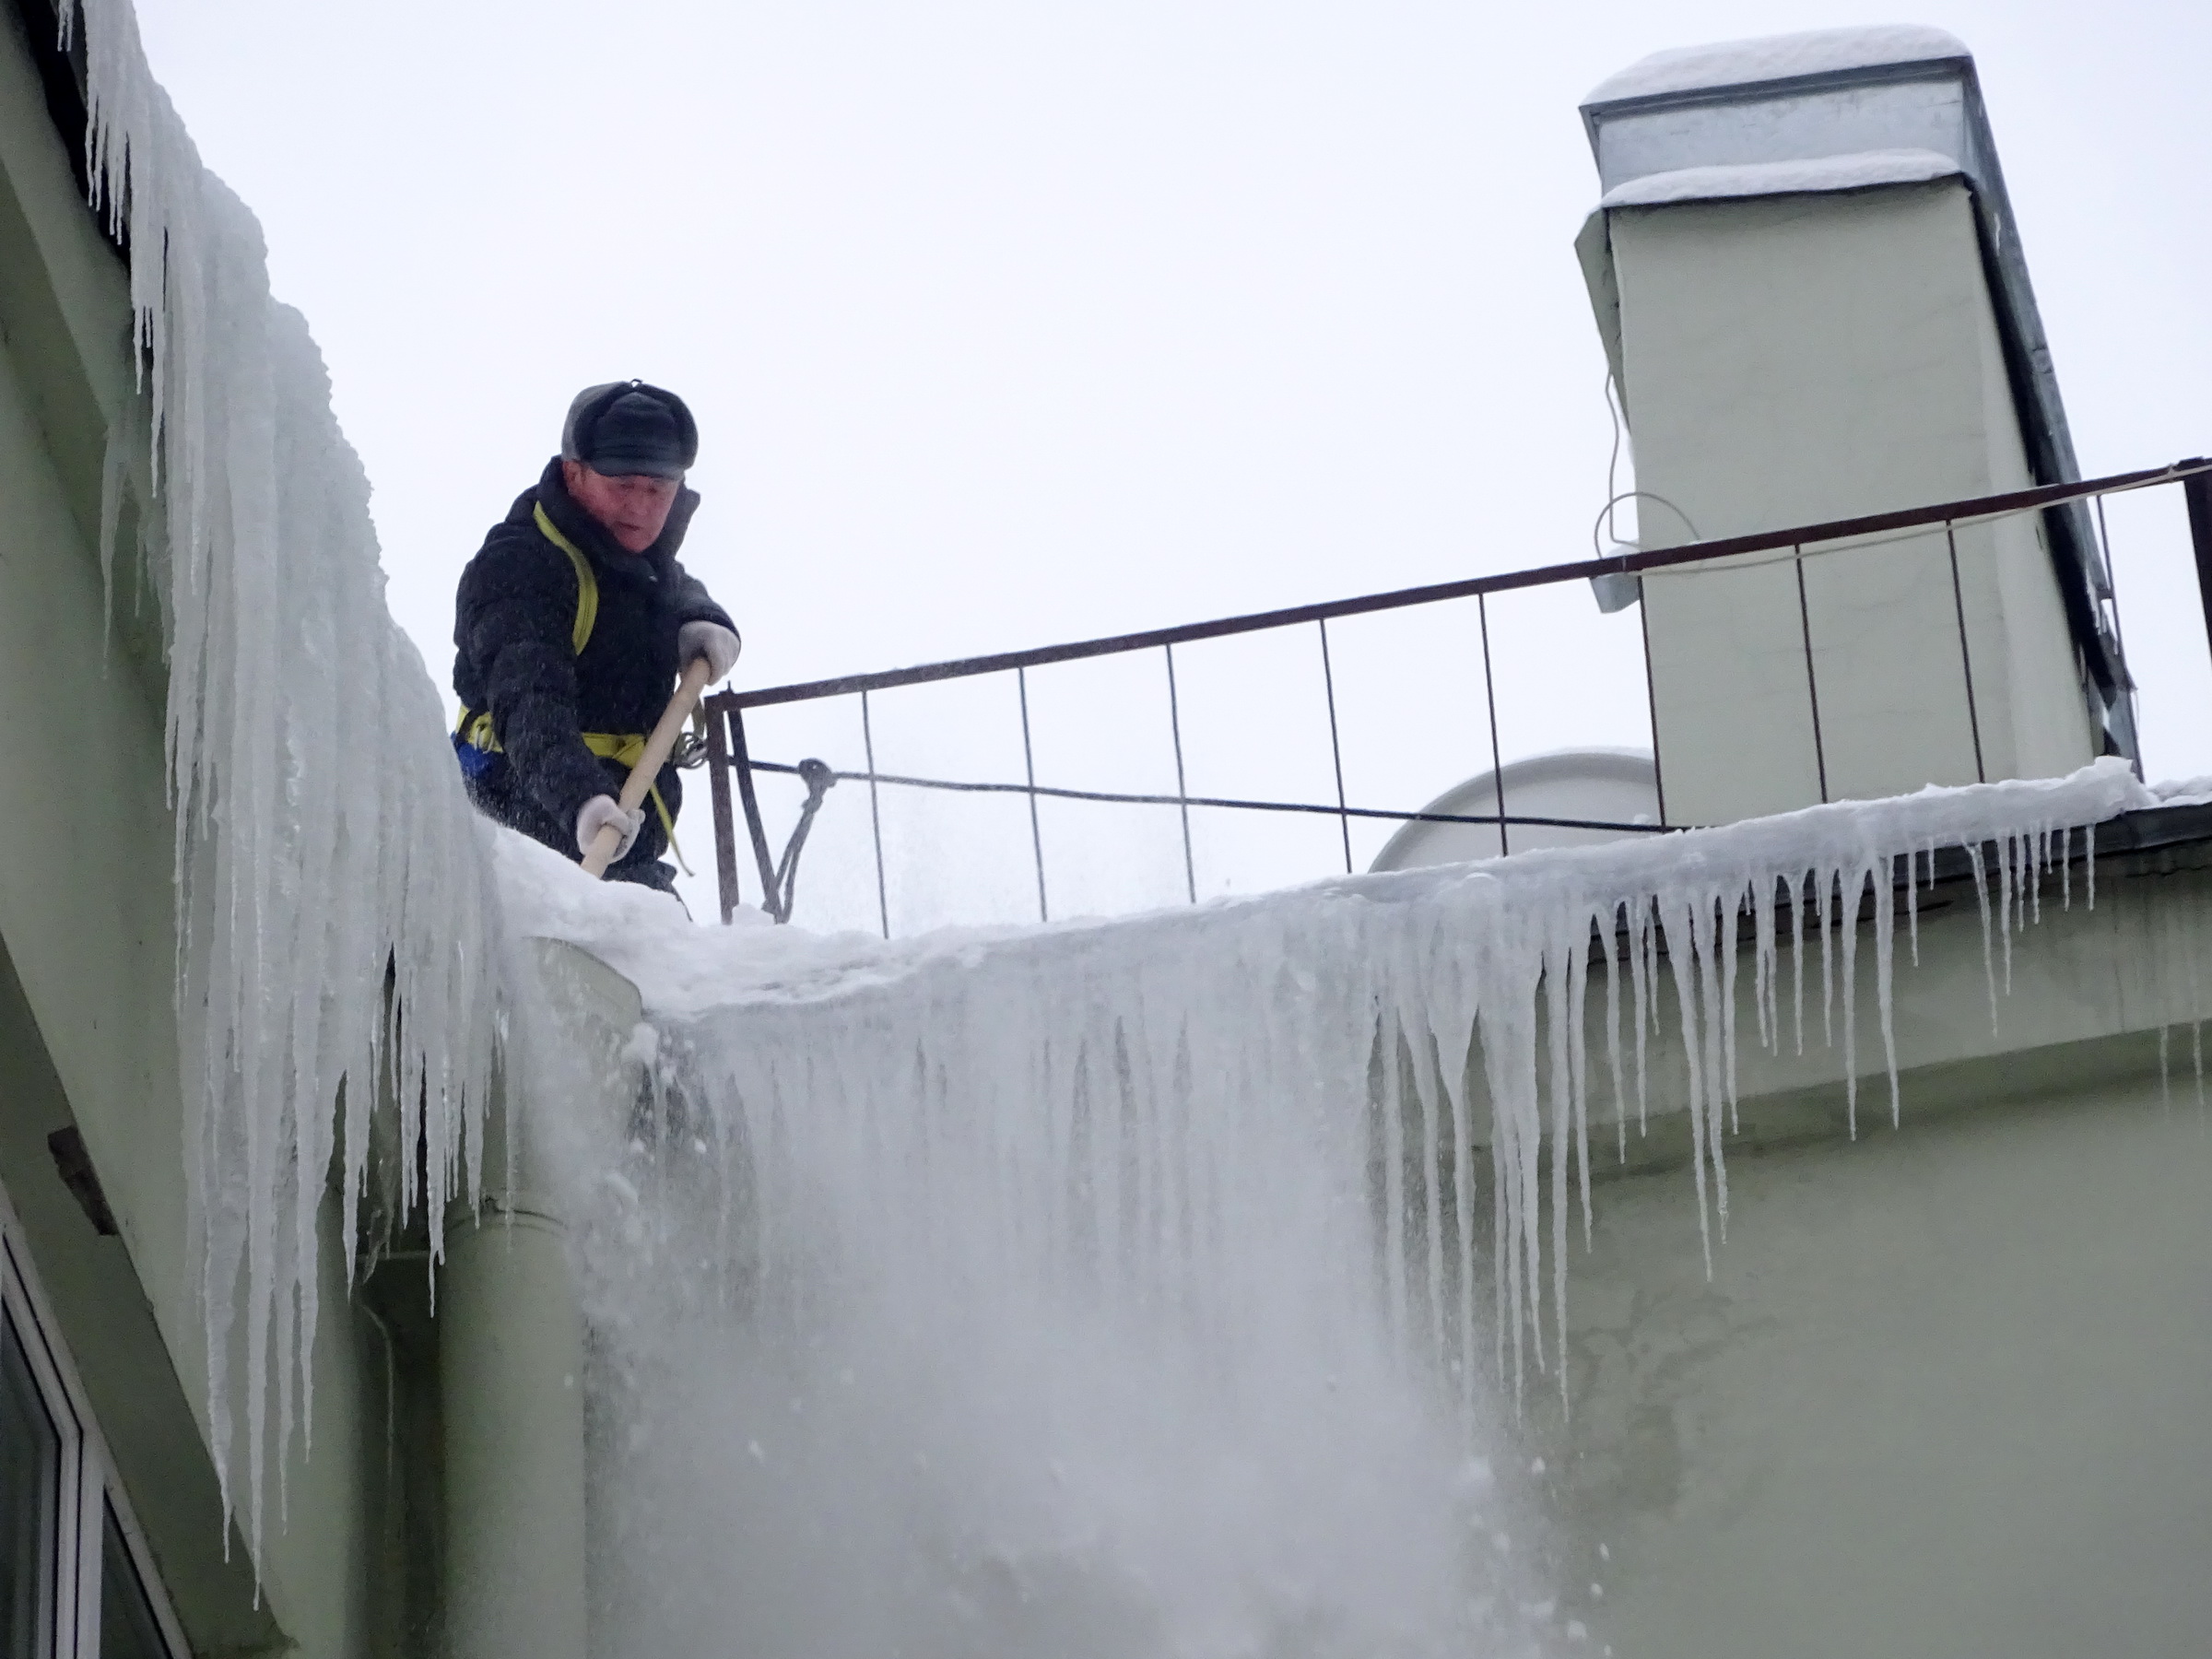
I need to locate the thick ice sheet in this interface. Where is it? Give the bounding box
[503,762,2155,1650]
[1586,25,1971,105]
[507,761,2151,1406]
[1600,148,1962,210]
[68,0,500,1556]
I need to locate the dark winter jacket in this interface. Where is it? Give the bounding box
[453,458,735,886]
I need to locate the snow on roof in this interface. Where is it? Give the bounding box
[500,758,2154,1420]
[1586,25,1971,106]
[1599,148,1964,210]
[499,759,2150,1023]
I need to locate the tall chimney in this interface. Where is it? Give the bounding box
[1577,27,2132,826]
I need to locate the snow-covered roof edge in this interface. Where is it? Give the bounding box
[495,759,2154,1021]
[1586,24,1971,106]
[496,756,2161,1416]
[1600,149,1964,211]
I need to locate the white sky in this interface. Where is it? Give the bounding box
[129,0,2212,927]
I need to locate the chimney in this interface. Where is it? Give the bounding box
[1577,27,2132,825]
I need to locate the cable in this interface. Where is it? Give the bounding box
[742,757,1678,837]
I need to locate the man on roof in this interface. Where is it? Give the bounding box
[452,381,742,894]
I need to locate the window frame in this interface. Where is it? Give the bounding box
[0,1177,190,1659]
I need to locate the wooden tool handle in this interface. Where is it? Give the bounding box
[582,655,717,879]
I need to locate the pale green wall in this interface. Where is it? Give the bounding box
[0,6,396,1653]
[1503,842,2212,1655]
[1540,1064,2212,1659]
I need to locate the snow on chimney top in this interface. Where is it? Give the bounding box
[1585,24,1971,107]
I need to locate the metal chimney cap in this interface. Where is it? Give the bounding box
[1583,24,1971,109]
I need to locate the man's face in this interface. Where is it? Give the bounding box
[562,458,680,553]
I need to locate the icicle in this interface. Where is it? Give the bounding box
[1416,1028,1446,1361]
[1382,1022,1408,1352]
[1758,876,1778,1053]
[1492,1122,1514,1401]
[1875,853,1900,1129]
[1818,865,1835,1050]
[1544,932,1572,1396]
[1906,843,1924,967]
[1450,1039,1477,1425]
[1630,899,1653,1136]
[1603,907,1628,1166]
[1661,894,1716,1277]
[1837,863,1863,1139]
[2031,828,2045,927]
[1997,833,2016,994]
[1719,886,1744,1135]
[1566,923,1594,1249]
[1966,841,1998,1030]
[65,0,500,1560]
[1695,899,1731,1241]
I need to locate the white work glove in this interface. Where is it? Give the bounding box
[576,794,645,862]
[678,619,742,683]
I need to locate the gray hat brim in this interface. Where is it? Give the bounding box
[580,455,688,481]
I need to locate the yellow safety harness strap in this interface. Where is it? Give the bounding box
[533,503,600,655]
[456,712,691,876]
[579,732,690,876]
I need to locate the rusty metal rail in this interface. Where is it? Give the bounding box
[701,457,2212,929]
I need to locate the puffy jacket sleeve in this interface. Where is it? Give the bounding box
[458,526,613,827]
[666,557,736,638]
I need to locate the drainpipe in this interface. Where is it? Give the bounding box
[440,1184,588,1659]
[440,940,645,1659]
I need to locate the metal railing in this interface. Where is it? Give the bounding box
[699,457,2212,931]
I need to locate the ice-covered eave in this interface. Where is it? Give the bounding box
[500,763,2212,1149]
[1582,788,2212,1171]
[62,0,505,1563]
[501,760,2212,1401]
[502,763,2149,1012]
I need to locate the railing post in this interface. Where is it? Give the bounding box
[1017,667,1048,923]
[1943,522,1987,783]
[726,707,784,920]
[1317,618,1353,875]
[1477,594,1507,856]
[704,695,740,924]
[1794,547,1830,803]
[861,690,889,938]
[2184,468,2212,677]
[1637,595,1667,827]
[1163,644,1197,904]
[2093,494,2143,779]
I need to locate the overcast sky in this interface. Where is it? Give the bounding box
[126,0,2212,924]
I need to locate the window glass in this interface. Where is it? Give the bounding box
[97,1508,166,1659]
[0,1310,59,1659]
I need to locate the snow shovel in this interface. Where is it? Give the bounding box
[582,655,717,879]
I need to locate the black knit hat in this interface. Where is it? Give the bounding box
[561,381,699,479]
